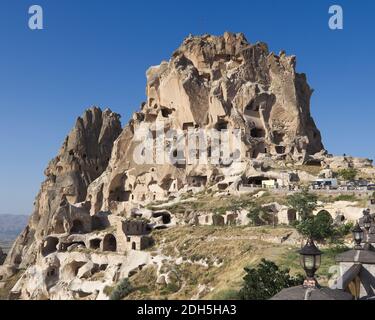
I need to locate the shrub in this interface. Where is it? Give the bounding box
[337,168,357,181]
[296,210,334,241]
[239,259,303,300]
[333,221,354,238]
[109,278,133,300]
[246,203,269,226]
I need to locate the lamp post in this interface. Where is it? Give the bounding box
[352,222,364,250]
[299,238,322,288]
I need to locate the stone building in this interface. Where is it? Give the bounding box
[122,219,152,251]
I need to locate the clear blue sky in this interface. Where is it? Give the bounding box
[1,0,374,215]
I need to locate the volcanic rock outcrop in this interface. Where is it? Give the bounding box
[4,107,122,269]
[1,33,330,299]
[87,32,323,215]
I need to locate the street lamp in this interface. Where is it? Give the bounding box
[352,222,364,250]
[299,238,322,288]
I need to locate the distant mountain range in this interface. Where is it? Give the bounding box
[0,214,29,244]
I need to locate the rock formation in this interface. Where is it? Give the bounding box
[3,107,121,270]
[4,32,369,300]
[86,32,324,216]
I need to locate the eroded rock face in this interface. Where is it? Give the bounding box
[2,33,329,300]
[87,32,324,215]
[4,107,122,270]
[152,32,323,156]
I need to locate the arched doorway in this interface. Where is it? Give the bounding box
[131,242,136,250]
[102,234,117,252]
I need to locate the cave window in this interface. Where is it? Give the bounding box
[161,213,171,224]
[127,236,131,242]
[250,128,265,138]
[89,238,101,250]
[275,146,285,154]
[102,234,117,252]
[42,237,59,257]
[161,108,172,118]
[207,147,212,158]
[287,209,297,223]
[215,121,228,131]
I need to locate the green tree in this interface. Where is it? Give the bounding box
[110,278,133,300]
[239,259,303,300]
[286,188,318,221]
[296,210,334,241]
[246,202,269,226]
[337,168,357,181]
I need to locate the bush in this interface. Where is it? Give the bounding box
[296,210,334,241]
[239,259,303,300]
[337,168,357,181]
[246,203,270,226]
[333,222,354,238]
[109,278,133,300]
